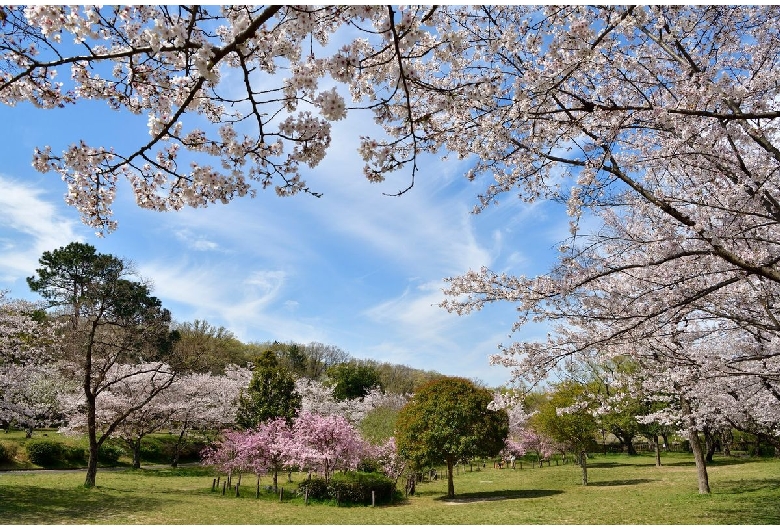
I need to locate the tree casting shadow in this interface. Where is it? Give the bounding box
[588,478,656,486]
[0,485,167,524]
[436,489,564,503]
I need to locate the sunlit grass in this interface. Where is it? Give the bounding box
[1,453,778,524]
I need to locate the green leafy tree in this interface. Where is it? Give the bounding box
[27,242,178,487]
[359,405,401,445]
[235,350,301,428]
[327,361,383,401]
[395,377,508,498]
[171,319,246,374]
[530,381,598,486]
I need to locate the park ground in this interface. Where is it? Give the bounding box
[1,450,778,525]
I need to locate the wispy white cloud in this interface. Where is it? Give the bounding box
[173,228,220,252]
[0,175,84,285]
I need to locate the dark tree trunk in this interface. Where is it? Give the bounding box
[446,457,455,498]
[681,398,710,494]
[84,373,98,488]
[131,439,142,469]
[704,428,716,463]
[625,437,637,456]
[172,424,187,468]
[653,434,662,467]
[85,438,99,488]
[614,430,637,455]
[580,450,588,486]
[272,469,278,493]
[84,320,99,488]
[721,430,732,457]
[689,429,710,494]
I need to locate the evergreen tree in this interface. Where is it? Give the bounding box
[235,350,301,428]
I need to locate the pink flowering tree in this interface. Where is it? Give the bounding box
[288,412,366,483]
[370,437,405,484]
[243,418,294,493]
[499,439,526,465]
[201,429,249,481]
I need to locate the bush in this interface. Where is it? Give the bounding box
[25,440,64,466]
[97,444,123,465]
[63,445,86,463]
[299,472,396,506]
[298,476,329,500]
[139,436,205,464]
[140,437,172,463]
[328,472,396,505]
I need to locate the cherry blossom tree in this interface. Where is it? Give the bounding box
[27,243,179,487]
[0,5,442,234]
[0,362,75,436]
[201,417,297,492]
[60,363,177,468]
[165,370,246,467]
[0,292,64,434]
[491,392,561,464]
[201,428,248,481]
[243,418,294,492]
[288,411,365,483]
[369,437,405,484]
[296,377,408,427]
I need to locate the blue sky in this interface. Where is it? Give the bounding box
[0,70,571,390]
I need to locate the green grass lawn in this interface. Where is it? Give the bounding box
[1,453,778,524]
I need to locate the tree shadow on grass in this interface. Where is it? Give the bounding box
[588,478,656,486]
[436,489,564,503]
[0,485,167,524]
[711,478,780,525]
[587,462,643,469]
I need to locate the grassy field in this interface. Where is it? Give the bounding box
[1,452,778,524]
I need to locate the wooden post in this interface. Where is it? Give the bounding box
[212,478,216,492]
[305,488,309,505]
[372,490,376,507]
[235,484,240,497]
[217,476,221,488]
[279,487,284,502]
[222,482,226,495]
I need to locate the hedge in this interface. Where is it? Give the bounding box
[299,471,396,505]
[25,440,65,466]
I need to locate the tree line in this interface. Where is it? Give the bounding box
[0,242,441,486]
